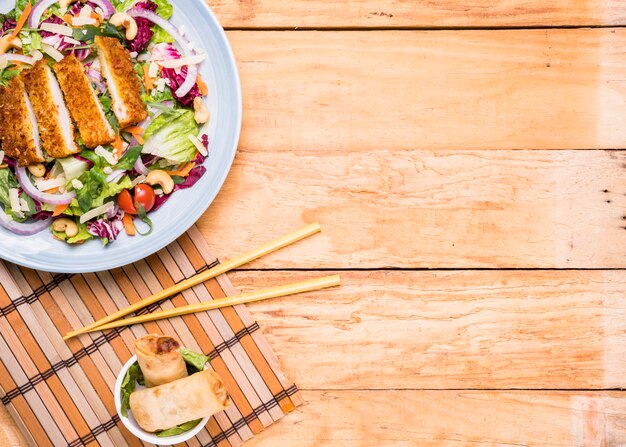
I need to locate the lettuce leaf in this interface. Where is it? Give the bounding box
[156,419,201,438]
[120,362,143,417]
[142,109,198,163]
[181,348,209,372]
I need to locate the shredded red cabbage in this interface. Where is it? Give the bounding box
[39,16,64,37]
[126,0,157,52]
[153,44,201,106]
[41,16,90,59]
[87,218,123,241]
[1,18,16,36]
[162,65,200,106]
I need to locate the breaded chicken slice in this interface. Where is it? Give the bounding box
[22,60,79,159]
[94,36,147,128]
[0,76,44,166]
[52,55,115,148]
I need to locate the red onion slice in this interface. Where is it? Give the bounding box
[133,156,149,175]
[16,166,76,205]
[0,206,51,235]
[0,54,35,65]
[89,0,115,18]
[29,0,59,28]
[127,9,200,97]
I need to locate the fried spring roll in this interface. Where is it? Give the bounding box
[129,369,230,433]
[135,334,188,388]
[22,60,79,158]
[52,55,115,148]
[0,76,44,166]
[95,36,147,128]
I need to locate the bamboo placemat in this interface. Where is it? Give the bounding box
[0,225,302,447]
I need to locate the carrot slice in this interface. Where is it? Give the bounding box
[196,76,208,96]
[9,2,32,40]
[52,204,69,217]
[112,135,124,158]
[90,12,102,25]
[122,126,144,135]
[62,14,72,24]
[168,162,195,177]
[123,213,136,236]
[45,187,59,193]
[143,66,155,91]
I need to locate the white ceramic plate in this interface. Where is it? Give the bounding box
[0,0,241,273]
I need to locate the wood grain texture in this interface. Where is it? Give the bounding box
[4,390,626,446]
[199,149,626,269]
[0,407,25,447]
[213,0,626,28]
[245,390,626,447]
[229,270,626,389]
[229,29,626,151]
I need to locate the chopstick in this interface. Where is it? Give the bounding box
[69,275,341,334]
[63,222,321,340]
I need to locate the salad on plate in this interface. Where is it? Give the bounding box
[0,0,210,246]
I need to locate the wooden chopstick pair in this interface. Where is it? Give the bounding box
[63,222,339,340]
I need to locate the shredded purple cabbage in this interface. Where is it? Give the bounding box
[152,44,201,106]
[174,166,206,191]
[1,18,16,37]
[126,0,157,52]
[74,155,94,168]
[32,211,53,221]
[41,16,90,60]
[162,65,201,106]
[87,218,123,241]
[3,157,15,168]
[68,1,100,15]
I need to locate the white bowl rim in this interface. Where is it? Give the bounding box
[114,355,210,445]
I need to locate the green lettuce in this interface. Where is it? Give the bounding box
[181,348,209,372]
[142,109,199,163]
[120,362,143,417]
[156,419,201,438]
[76,168,132,213]
[0,169,18,209]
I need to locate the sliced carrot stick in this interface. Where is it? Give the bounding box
[168,162,195,177]
[9,2,32,40]
[122,126,144,135]
[196,76,208,96]
[62,14,72,24]
[112,135,124,158]
[45,187,59,194]
[52,204,69,217]
[143,66,155,91]
[123,213,136,236]
[90,12,102,26]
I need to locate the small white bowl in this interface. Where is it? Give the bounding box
[114,355,209,445]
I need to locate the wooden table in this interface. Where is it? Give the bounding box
[3,1,626,445]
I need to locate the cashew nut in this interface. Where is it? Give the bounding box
[109,13,138,40]
[52,218,79,238]
[27,163,46,178]
[0,36,22,55]
[193,97,209,124]
[146,170,174,194]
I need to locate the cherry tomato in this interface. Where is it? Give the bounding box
[134,184,156,213]
[117,189,137,214]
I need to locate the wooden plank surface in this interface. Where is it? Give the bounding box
[3,390,626,446]
[245,390,626,446]
[230,270,626,389]
[199,149,626,269]
[213,0,626,28]
[229,29,626,152]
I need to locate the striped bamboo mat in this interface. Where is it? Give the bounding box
[0,226,301,447]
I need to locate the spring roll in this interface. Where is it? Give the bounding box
[135,334,187,387]
[129,369,230,433]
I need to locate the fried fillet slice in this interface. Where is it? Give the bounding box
[22,60,79,158]
[0,76,44,166]
[95,36,147,128]
[52,55,115,148]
